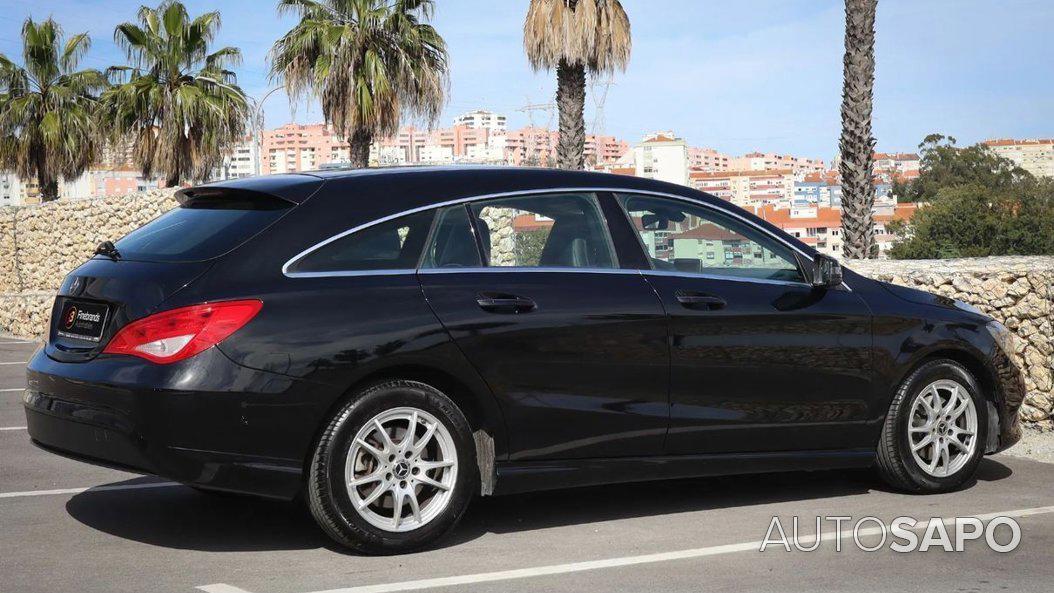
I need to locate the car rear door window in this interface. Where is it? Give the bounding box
[618,193,804,283]
[468,193,617,269]
[289,209,435,273]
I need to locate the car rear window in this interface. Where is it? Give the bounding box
[114,195,292,263]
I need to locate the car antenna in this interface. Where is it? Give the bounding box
[95,240,122,261]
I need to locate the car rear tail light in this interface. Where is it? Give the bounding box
[103,300,262,364]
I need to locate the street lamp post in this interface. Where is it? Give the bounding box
[249,87,284,177]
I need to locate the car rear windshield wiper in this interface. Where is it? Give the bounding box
[95,240,122,261]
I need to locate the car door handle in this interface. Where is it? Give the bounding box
[476,292,537,313]
[675,291,726,311]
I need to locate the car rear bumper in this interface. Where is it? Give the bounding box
[23,347,332,500]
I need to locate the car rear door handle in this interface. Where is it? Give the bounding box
[675,291,726,311]
[476,292,537,314]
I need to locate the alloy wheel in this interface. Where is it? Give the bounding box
[345,407,458,532]
[908,379,978,478]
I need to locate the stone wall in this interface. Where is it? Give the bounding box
[0,192,1050,425]
[0,190,178,339]
[851,257,1054,426]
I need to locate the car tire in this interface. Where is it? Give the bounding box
[876,359,988,493]
[307,380,478,554]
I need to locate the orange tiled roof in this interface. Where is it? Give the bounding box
[689,169,793,180]
[754,204,843,228]
[984,138,1054,147]
[671,224,746,241]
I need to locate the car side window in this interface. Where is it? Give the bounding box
[617,194,805,283]
[469,193,617,269]
[421,205,482,269]
[289,209,435,273]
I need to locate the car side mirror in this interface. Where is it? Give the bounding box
[812,255,843,289]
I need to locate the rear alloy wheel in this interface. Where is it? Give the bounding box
[346,407,458,532]
[307,381,477,554]
[876,359,988,493]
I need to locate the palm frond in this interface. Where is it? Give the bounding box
[104,1,249,185]
[524,0,631,73]
[269,0,449,166]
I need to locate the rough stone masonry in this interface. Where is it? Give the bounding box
[0,190,1051,426]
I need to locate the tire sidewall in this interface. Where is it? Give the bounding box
[312,381,477,554]
[895,363,988,491]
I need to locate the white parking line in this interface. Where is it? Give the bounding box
[196,585,256,593]
[193,505,1054,593]
[0,426,26,431]
[0,341,34,345]
[0,361,28,365]
[1,388,25,392]
[0,481,182,499]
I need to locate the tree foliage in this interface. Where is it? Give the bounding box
[270,0,449,168]
[102,1,250,186]
[888,134,1054,259]
[893,134,1031,203]
[0,18,107,201]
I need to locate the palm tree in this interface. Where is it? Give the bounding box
[103,1,250,187]
[270,0,449,168]
[0,18,106,202]
[839,0,878,259]
[524,0,630,170]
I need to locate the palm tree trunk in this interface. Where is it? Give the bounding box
[166,173,181,188]
[839,0,878,260]
[348,129,373,169]
[36,170,59,203]
[555,58,586,171]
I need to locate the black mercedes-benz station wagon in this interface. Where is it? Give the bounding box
[25,167,1024,553]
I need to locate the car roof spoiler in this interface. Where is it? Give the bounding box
[176,174,324,206]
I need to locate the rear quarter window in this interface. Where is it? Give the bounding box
[115,195,292,263]
[286,209,436,274]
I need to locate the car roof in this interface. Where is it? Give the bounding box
[196,165,817,261]
[200,165,719,207]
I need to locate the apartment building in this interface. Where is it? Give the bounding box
[505,127,558,166]
[689,169,795,207]
[262,123,350,174]
[688,147,731,172]
[752,202,918,258]
[984,138,1054,178]
[731,151,826,174]
[634,132,689,186]
[221,140,259,179]
[453,109,507,132]
[873,152,920,184]
[1,173,23,206]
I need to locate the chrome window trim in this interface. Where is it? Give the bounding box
[282,186,819,279]
[280,269,417,279]
[640,269,813,288]
[418,266,637,275]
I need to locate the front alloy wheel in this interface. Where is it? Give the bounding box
[907,379,978,478]
[876,359,988,493]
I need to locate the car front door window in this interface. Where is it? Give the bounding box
[618,194,805,283]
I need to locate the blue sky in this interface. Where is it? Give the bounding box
[1,0,1051,160]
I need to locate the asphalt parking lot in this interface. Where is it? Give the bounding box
[2,338,1053,593]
